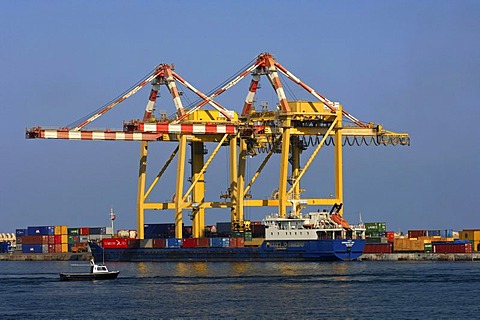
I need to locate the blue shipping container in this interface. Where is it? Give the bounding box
[16,229,27,237]
[426,230,441,237]
[166,238,182,248]
[27,226,54,236]
[210,238,230,247]
[443,229,454,238]
[22,244,43,253]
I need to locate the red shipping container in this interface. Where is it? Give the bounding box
[363,243,393,254]
[21,235,43,244]
[182,238,197,248]
[55,244,62,253]
[127,239,140,248]
[433,243,472,253]
[102,238,128,249]
[48,244,55,253]
[386,232,395,243]
[196,238,210,248]
[80,227,90,235]
[54,235,62,244]
[152,238,166,248]
[408,230,426,238]
[48,236,55,245]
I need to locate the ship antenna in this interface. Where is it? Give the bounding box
[358,212,364,226]
[110,207,116,237]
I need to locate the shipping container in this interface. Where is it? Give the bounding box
[16,229,27,238]
[424,243,432,253]
[48,236,55,245]
[68,228,80,236]
[21,235,44,245]
[210,238,230,248]
[152,238,166,248]
[408,230,426,238]
[80,228,90,235]
[426,230,441,237]
[459,229,480,242]
[54,225,68,235]
[68,235,80,244]
[102,238,128,249]
[363,243,393,254]
[54,235,68,244]
[443,229,454,238]
[366,237,388,244]
[89,227,106,235]
[231,232,244,238]
[244,232,253,241]
[27,226,54,236]
[139,239,153,248]
[54,244,68,253]
[433,241,472,253]
[42,244,49,253]
[166,238,182,248]
[365,222,386,232]
[385,231,395,242]
[22,244,43,253]
[230,237,245,248]
[393,238,426,252]
[182,238,197,248]
[48,244,55,253]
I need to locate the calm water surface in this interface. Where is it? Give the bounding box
[0,260,479,319]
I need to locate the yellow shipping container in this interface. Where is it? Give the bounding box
[61,234,68,244]
[473,241,480,252]
[61,243,68,253]
[54,225,68,235]
[459,230,480,241]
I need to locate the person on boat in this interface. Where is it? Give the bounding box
[89,259,95,273]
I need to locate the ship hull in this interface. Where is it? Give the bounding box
[89,239,365,262]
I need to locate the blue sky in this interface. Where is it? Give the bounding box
[1,1,479,233]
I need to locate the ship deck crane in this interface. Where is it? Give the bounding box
[26,53,409,239]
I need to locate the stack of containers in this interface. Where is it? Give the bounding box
[364,222,387,243]
[53,225,68,253]
[68,227,80,252]
[362,222,389,253]
[459,229,480,252]
[15,228,27,252]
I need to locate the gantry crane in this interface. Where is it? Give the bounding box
[26,53,409,240]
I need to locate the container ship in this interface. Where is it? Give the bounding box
[89,211,366,262]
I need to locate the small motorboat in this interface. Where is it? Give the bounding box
[59,259,119,281]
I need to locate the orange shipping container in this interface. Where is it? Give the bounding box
[230,237,245,248]
[394,238,426,252]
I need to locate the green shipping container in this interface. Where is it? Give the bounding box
[231,232,244,238]
[244,232,252,241]
[68,228,80,236]
[424,243,432,253]
[365,222,386,232]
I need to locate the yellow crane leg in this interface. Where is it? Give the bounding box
[291,136,301,217]
[334,106,344,216]
[175,135,187,239]
[236,138,247,225]
[229,136,238,223]
[278,126,291,218]
[136,141,148,240]
[191,141,205,238]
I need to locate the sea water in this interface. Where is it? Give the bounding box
[0,261,479,319]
